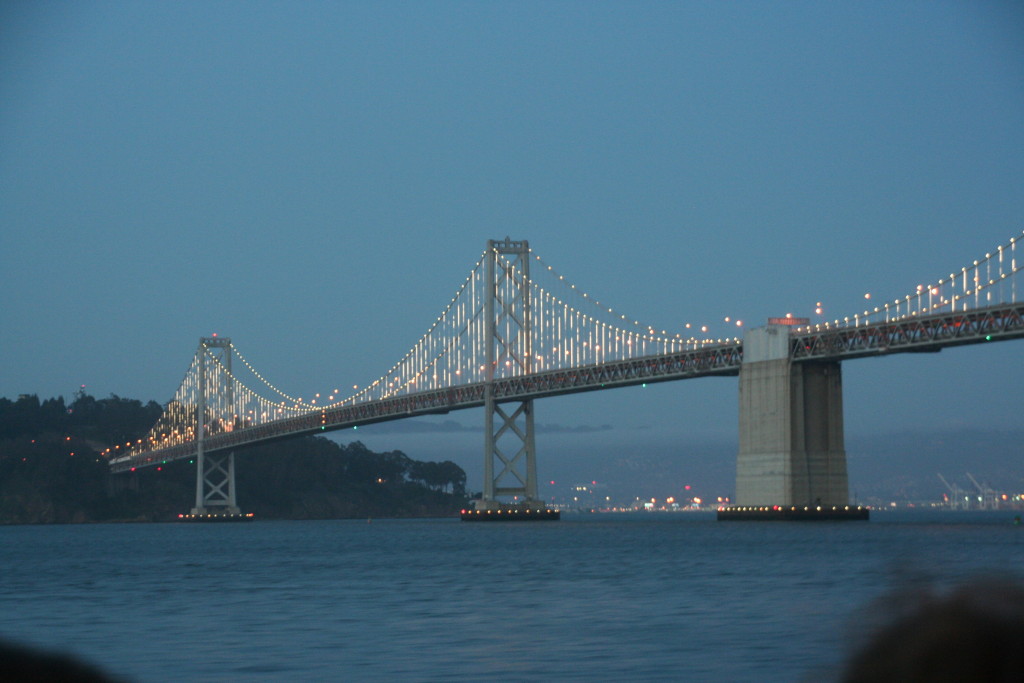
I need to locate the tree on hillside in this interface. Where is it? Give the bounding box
[410,459,466,494]
[67,391,163,445]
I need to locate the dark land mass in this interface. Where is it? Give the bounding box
[0,392,468,524]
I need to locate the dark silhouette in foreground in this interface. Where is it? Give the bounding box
[842,579,1024,682]
[0,640,119,682]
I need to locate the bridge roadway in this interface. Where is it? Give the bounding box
[109,302,1024,473]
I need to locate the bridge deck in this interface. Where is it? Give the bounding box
[108,303,1023,473]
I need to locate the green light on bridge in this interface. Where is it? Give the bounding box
[985,335,993,341]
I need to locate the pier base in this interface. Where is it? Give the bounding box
[717,505,869,521]
[461,501,560,521]
[177,512,254,523]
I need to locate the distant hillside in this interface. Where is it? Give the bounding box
[0,393,468,524]
[847,428,1024,504]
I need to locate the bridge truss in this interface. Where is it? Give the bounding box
[792,304,1024,360]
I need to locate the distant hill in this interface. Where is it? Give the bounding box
[847,428,1024,504]
[0,393,468,524]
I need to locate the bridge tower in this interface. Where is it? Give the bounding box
[477,237,544,511]
[735,322,849,507]
[190,336,241,516]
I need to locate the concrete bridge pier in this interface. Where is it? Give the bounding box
[735,324,850,507]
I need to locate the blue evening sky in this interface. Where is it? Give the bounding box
[2,2,1022,497]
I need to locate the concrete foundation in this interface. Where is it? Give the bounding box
[736,325,849,506]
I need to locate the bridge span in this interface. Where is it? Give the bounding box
[107,234,1023,517]
[109,341,745,473]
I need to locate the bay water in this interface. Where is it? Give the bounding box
[2,510,1022,681]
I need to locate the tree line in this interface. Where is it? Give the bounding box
[0,392,468,523]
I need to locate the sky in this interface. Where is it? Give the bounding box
[2,1,1023,502]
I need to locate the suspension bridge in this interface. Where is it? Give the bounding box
[106,234,1024,518]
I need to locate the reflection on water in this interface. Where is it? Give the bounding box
[1,511,1022,681]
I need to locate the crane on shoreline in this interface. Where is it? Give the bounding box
[966,472,999,510]
[937,473,968,510]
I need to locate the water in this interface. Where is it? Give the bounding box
[2,511,1022,682]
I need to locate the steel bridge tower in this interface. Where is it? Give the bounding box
[190,336,241,516]
[477,237,544,511]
